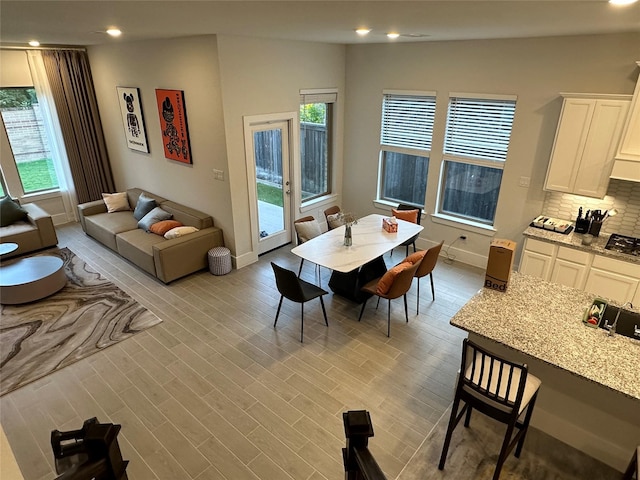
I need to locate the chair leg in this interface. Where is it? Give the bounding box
[493,422,517,480]
[376,296,381,309]
[439,397,463,470]
[319,296,328,327]
[464,405,473,427]
[404,294,409,322]
[298,259,304,277]
[274,296,284,327]
[412,241,416,253]
[387,299,392,337]
[416,277,421,315]
[430,273,435,300]
[515,392,538,458]
[405,244,409,257]
[300,304,304,342]
[358,298,369,321]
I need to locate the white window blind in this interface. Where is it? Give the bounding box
[381,93,436,152]
[444,97,516,162]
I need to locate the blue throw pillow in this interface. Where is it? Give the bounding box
[138,207,172,232]
[133,193,157,221]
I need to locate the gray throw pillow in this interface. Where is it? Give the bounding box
[133,193,157,220]
[138,207,172,232]
[0,196,28,227]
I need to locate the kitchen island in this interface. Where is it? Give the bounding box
[450,271,640,472]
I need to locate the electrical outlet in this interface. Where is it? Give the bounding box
[212,169,224,181]
[459,235,467,240]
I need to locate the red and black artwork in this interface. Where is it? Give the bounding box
[155,89,192,164]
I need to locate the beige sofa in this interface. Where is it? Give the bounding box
[0,203,58,259]
[77,188,224,283]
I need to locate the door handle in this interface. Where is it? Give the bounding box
[285,190,291,195]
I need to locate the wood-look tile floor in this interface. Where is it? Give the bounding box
[1,222,484,480]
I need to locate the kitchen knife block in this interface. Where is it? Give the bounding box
[575,217,590,234]
[588,220,602,237]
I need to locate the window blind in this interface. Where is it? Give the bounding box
[444,97,516,162]
[381,94,436,152]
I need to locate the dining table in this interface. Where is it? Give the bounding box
[291,213,424,302]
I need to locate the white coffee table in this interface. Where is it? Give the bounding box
[0,256,66,305]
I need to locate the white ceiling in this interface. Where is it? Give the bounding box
[1,0,639,47]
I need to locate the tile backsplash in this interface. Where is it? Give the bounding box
[542,179,640,238]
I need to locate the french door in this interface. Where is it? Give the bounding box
[244,116,294,255]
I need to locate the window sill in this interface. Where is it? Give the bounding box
[300,193,339,213]
[20,189,62,203]
[430,213,497,237]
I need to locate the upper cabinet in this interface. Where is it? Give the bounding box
[544,93,630,198]
[612,61,640,181]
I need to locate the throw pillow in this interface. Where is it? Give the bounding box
[149,219,183,236]
[138,207,173,232]
[102,192,130,213]
[392,208,419,224]
[327,213,344,230]
[164,226,199,239]
[403,250,427,265]
[133,192,157,220]
[376,261,413,295]
[0,196,28,227]
[295,220,321,243]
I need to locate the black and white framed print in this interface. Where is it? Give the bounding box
[116,86,149,153]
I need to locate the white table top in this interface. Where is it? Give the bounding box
[291,214,423,273]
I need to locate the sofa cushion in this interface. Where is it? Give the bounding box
[0,196,28,227]
[133,192,157,220]
[138,207,172,232]
[102,192,130,213]
[84,212,139,251]
[160,201,213,229]
[115,229,164,276]
[150,220,183,236]
[164,226,199,239]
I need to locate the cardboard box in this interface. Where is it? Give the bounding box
[485,239,516,292]
[382,217,398,233]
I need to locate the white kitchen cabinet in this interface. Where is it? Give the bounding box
[544,94,631,198]
[519,238,556,280]
[614,61,640,171]
[584,255,640,304]
[549,246,591,289]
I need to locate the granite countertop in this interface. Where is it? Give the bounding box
[450,272,640,401]
[523,226,640,264]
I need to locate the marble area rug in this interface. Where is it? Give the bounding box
[0,247,162,396]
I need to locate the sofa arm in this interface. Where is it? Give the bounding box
[153,227,224,283]
[77,200,107,232]
[22,203,58,247]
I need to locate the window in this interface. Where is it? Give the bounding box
[438,94,516,225]
[379,91,435,206]
[0,87,59,195]
[300,91,335,202]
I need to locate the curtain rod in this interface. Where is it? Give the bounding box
[1,45,87,52]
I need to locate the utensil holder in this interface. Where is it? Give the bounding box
[575,217,590,234]
[588,220,602,237]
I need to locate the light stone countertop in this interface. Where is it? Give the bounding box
[523,226,640,264]
[450,272,640,401]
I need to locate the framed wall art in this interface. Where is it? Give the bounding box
[155,89,192,164]
[116,86,149,153]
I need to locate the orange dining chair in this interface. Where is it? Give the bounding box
[392,204,422,257]
[358,259,421,337]
[324,206,342,230]
[412,240,444,314]
[294,216,321,277]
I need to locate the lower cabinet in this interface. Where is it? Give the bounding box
[521,237,640,303]
[584,255,640,304]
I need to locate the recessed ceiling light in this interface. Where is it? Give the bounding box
[355,28,371,36]
[106,28,122,37]
[28,40,40,47]
[387,33,400,39]
[609,0,637,5]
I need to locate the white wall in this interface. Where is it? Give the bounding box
[87,36,233,247]
[216,35,346,266]
[343,33,640,267]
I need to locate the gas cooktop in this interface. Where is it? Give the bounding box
[605,234,640,257]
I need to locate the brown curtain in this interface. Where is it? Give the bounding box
[41,50,114,203]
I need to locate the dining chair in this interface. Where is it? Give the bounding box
[323,205,342,230]
[412,240,444,314]
[358,259,421,337]
[271,262,328,342]
[392,203,422,257]
[438,338,542,480]
[294,216,321,278]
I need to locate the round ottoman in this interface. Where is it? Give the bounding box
[208,247,232,275]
